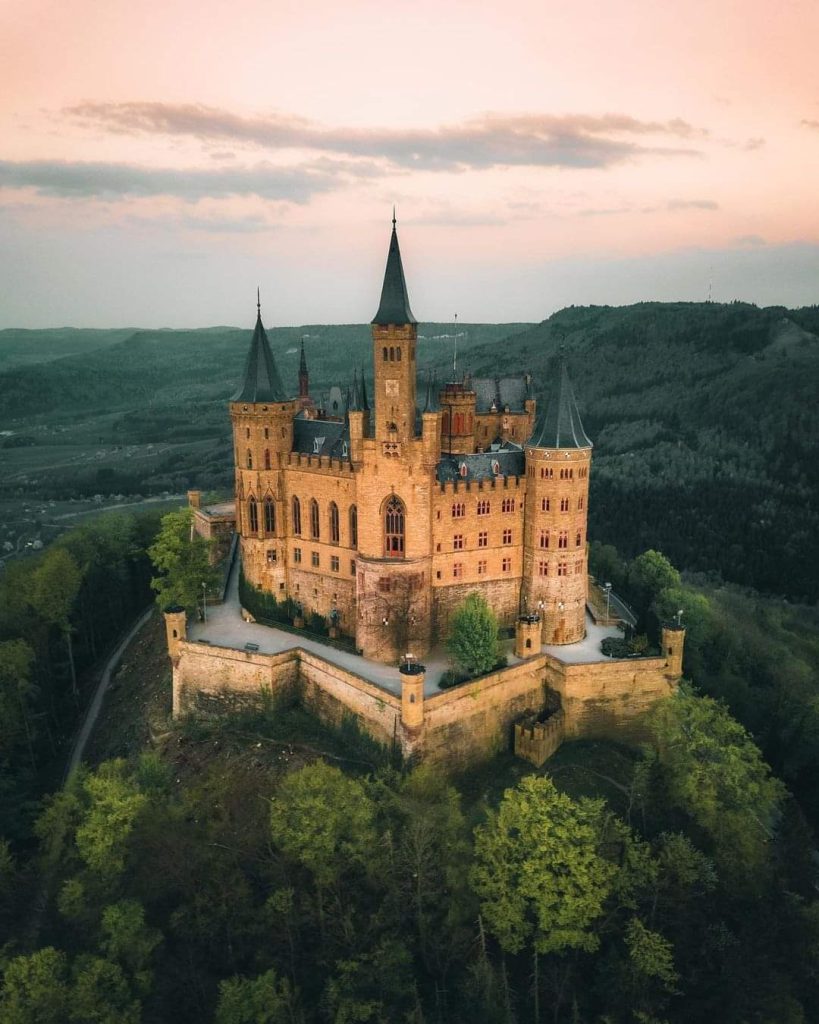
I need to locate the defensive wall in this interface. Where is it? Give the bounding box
[165,607,685,765]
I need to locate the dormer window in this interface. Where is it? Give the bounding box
[491,459,500,475]
[459,462,468,478]
[313,437,325,455]
[342,442,349,458]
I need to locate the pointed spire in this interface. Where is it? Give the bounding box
[299,336,308,374]
[528,356,592,449]
[423,369,440,412]
[372,213,417,326]
[349,369,362,412]
[359,370,370,412]
[231,292,287,403]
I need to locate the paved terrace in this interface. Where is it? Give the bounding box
[188,563,621,697]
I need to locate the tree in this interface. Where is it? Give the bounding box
[628,550,681,617]
[215,969,302,1024]
[269,762,375,890]
[28,547,82,700]
[0,638,37,768]
[647,687,786,877]
[470,775,616,956]
[99,900,162,997]
[68,956,140,1024]
[75,761,147,877]
[447,592,503,678]
[148,508,218,613]
[0,947,69,1024]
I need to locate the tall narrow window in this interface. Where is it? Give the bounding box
[384,495,406,557]
[246,450,253,469]
[292,496,302,535]
[349,505,358,548]
[264,449,271,470]
[383,346,388,361]
[329,502,340,544]
[248,497,258,533]
[264,496,275,534]
[558,530,568,549]
[310,499,320,539]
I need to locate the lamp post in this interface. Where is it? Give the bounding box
[201,582,207,623]
[604,582,612,622]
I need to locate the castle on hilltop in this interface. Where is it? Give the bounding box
[168,219,686,766]
[230,216,591,664]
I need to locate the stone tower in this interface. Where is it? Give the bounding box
[230,293,298,594]
[522,358,592,644]
[371,212,418,444]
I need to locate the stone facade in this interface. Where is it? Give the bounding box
[228,221,587,663]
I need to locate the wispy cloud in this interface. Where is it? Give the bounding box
[667,199,719,210]
[64,102,704,171]
[0,158,356,201]
[801,119,819,130]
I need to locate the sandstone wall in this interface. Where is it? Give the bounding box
[173,641,298,715]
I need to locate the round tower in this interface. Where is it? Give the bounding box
[230,293,298,594]
[522,359,592,645]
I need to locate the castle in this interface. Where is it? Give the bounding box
[231,216,591,663]
[167,218,685,766]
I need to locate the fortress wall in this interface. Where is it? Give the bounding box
[173,641,298,714]
[546,655,676,743]
[298,650,402,749]
[432,576,522,632]
[421,659,549,764]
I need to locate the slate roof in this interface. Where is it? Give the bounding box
[231,307,288,404]
[372,218,417,326]
[292,416,351,460]
[436,441,525,483]
[423,370,440,413]
[472,376,530,413]
[528,359,592,449]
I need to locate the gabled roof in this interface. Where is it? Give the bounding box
[372,216,417,326]
[473,376,530,413]
[292,416,351,460]
[231,302,287,404]
[528,358,592,449]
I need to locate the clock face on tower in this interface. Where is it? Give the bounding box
[385,379,399,397]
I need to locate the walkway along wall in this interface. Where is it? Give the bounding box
[167,613,685,765]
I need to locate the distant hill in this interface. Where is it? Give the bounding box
[0,327,136,369]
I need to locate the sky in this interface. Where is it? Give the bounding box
[1,0,818,328]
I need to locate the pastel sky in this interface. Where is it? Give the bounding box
[2,0,818,328]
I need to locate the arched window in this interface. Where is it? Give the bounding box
[264,449,271,470]
[246,450,253,469]
[310,499,320,539]
[396,346,401,361]
[292,496,301,535]
[384,495,405,557]
[575,530,582,547]
[383,346,388,361]
[264,496,275,534]
[329,501,339,544]
[248,496,258,533]
[349,505,358,548]
[389,346,395,361]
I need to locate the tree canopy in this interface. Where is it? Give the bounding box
[446,592,503,678]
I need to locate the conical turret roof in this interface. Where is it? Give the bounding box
[528,357,592,449]
[372,214,417,326]
[232,297,287,404]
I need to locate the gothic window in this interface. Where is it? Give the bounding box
[477,499,490,516]
[542,497,550,512]
[558,531,568,549]
[384,495,406,557]
[292,496,302,535]
[310,499,320,539]
[540,530,549,548]
[389,346,395,361]
[349,505,358,548]
[264,496,275,534]
[576,530,582,547]
[502,497,516,513]
[396,346,401,361]
[246,450,253,469]
[560,498,569,512]
[248,497,258,533]
[452,502,466,518]
[264,449,271,470]
[383,346,388,361]
[329,502,340,544]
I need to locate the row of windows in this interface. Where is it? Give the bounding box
[447,528,515,551]
[538,560,584,576]
[293,547,356,575]
[382,345,414,361]
[539,530,583,548]
[450,498,517,518]
[290,498,358,546]
[244,426,286,441]
[446,556,514,580]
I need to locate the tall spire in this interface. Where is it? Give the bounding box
[371,212,417,326]
[359,369,370,412]
[298,336,309,399]
[299,336,308,374]
[231,292,287,403]
[528,356,592,449]
[349,369,362,412]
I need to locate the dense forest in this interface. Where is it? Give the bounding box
[1,303,818,1021]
